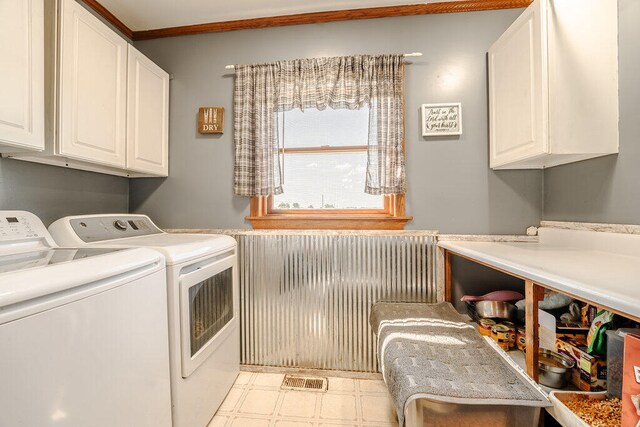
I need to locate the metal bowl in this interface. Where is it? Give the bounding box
[474,300,517,320]
[538,349,575,389]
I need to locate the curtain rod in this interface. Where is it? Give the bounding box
[224,52,422,70]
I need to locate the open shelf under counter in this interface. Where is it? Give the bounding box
[466,316,588,426]
[504,346,587,426]
[439,226,640,322]
[442,224,640,425]
[505,347,579,393]
[466,316,579,394]
[440,225,640,379]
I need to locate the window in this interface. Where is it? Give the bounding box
[272,107,382,210]
[235,54,410,230]
[247,107,411,230]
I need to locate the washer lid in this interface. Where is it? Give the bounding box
[0,248,123,275]
[89,233,236,265]
[0,247,164,309]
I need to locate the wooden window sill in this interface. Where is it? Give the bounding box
[249,194,410,230]
[245,214,413,230]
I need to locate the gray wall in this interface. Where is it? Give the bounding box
[543,0,640,224]
[0,157,128,226]
[130,9,543,234]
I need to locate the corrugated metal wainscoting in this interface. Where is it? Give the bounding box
[235,232,437,372]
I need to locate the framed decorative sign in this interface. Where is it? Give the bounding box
[421,103,462,136]
[198,107,224,134]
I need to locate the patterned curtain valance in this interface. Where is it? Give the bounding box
[233,54,406,197]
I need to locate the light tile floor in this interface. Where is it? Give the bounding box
[208,372,399,427]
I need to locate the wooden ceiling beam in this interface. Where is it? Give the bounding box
[81,0,531,42]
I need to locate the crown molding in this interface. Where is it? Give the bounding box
[81,0,133,39]
[81,0,530,42]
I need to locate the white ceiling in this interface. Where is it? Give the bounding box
[97,0,457,31]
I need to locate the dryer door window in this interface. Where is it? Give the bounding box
[188,267,233,356]
[179,252,237,378]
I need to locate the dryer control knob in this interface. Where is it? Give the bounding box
[114,219,128,231]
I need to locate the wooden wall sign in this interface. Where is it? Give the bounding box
[198,107,224,134]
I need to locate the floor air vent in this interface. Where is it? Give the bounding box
[281,375,328,392]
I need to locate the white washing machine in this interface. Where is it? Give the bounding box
[49,214,240,427]
[0,211,172,427]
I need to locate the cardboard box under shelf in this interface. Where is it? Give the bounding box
[556,336,607,391]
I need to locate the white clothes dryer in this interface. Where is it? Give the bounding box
[49,214,239,427]
[0,211,172,427]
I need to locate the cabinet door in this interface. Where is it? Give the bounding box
[547,0,619,157]
[126,45,169,176]
[58,0,127,168]
[488,0,548,168]
[0,0,44,151]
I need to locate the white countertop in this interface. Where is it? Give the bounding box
[167,228,438,236]
[438,227,640,320]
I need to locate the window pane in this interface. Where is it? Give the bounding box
[279,108,369,148]
[273,151,383,209]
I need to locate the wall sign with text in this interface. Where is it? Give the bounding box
[421,103,462,136]
[198,107,224,134]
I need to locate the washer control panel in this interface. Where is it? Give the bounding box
[113,219,128,231]
[0,211,54,246]
[69,215,162,243]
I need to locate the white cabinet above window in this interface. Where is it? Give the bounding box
[4,0,169,178]
[488,0,618,170]
[0,0,45,152]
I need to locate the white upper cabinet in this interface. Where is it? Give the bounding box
[58,0,128,168]
[489,1,547,167]
[126,45,169,176]
[489,0,618,169]
[6,0,170,177]
[0,0,45,152]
